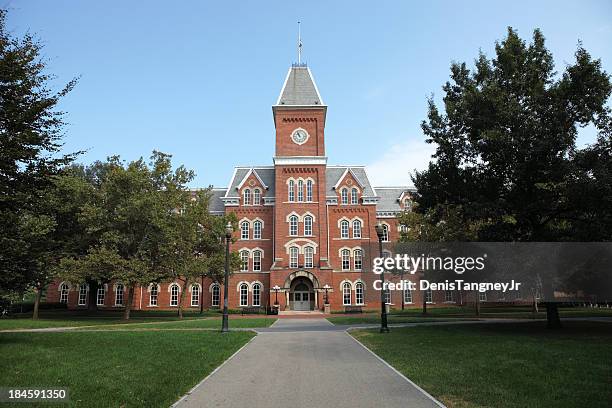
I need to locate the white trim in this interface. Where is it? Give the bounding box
[209,282,220,293]
[273,156,328,166]
[307,67,325,105]
[290,127,310,145]
[333,168,365,190]
[275,67,293,105]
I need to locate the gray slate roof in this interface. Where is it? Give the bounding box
[325,166,376,197]
[209,188,226,213]
[375,187,416,212]
[225,167,276,197]
[276,65,324,106]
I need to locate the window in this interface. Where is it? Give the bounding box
[289,246,299,268]
[240,250,249,272]
[355,282,364,305]
[191,285,200,307]
[150,284,158,306]
[445,290,455,303]
[288,180,295,202]
[252,283,261,307]
[304,246,314,268]
[425,288,433,303]
[253,250,262,272]
[341,188,348,205]
[404,198,412,211]
[341,249,350,271]
[351,188,358,205]
[404,287,412,304]
[253,220,262,239]
[170,284,179,306]
[354,249,363,271]
[241,221,249,240]
[479,291,487,302]
[306,180,313,202]
[96,287,105,306]
[343,282,352,305]
[78,283,88,306]
[115,284,124,306]
[382,224,389,242]
[59,283,69,304]
[243,189,251,205]
[253,189,261,205]
[239,283,248,307]
[384,289,391,304]
[211,284,220,307]
[289,215,298,236]
[340,220,349,239]
[297,180,304,202]
[352,220,362,238]
[304,215,313,236]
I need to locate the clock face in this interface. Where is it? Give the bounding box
[291,128,309,145]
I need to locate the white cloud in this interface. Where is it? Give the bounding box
[366,138,436,187]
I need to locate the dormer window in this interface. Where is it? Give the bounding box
[253,189,261,205]
[340,188,348,205]
[243,189,251,205]
[351,188,358,205]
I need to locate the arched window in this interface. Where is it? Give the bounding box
[170,284,179,306]
[288,179,295,202]
[341,188,348,205]
[306,180,313,202]
[404,198,412,211]
[252,283,261,307]
[240,250,249,272]
[191,284,200,307]
[253,188,261,205]
[351,188,358,205]
[243,189,251,205]
[303,215,313,236]
[115,283,124,306]
[341,249,350,271]
[425,288,433,304]
[297,179,304,202]
[239,283,248,307]
[149,284,158,306]
[354,249,363,271]
[340,220,349,239]
[342,282,352,305]
[289,246,299,268]
[253,220,262,239]
[253,250,262,272]
[404,287,412,304]
[355,282,364,305]
[352,220,362,238]
[96,286,105,306]
[240,221,249,240]
[211,284,220,307]
[289,215,298,236]
[78,283,88,306]
[59,283,69,304]
[382,224,389,242]
[304,246,314,268]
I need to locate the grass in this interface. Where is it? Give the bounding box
[352,321,612,408]
[327,315,474,326]
[0,330,255,407]
[74,317,276,330]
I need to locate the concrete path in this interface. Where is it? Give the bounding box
[173,318,442,408]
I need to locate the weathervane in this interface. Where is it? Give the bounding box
[297,21,302,64]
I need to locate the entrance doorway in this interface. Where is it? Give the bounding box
[289,277,314,311]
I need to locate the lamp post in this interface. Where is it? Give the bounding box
[323,284,330,304]
[375,221,390,333]
[272,285,280,306]
[221,222,233,333]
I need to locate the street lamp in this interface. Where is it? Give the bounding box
[323,284,331,304]
[272,285,280,306]
[375,221,390,333]
[221,222,233,333]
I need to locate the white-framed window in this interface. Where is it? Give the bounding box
[78,283,88,306]
[243,189,251,205]
[289,246,299,268]
[341,249,350,271]
[382,224,389,242]
[340,220,349,239]
[211,284,220,307]
[343,282,352,305]
[115,283,124,306]
[404,198,412,211]
[288,179,295,202]
[444,290,455,303]
[253,188,261,205]
[304,246,314,268]
[341,188,348,205]
[96,286,105,306]
[351,188,358,205]
[304,215,313,236]
[191,284,200,307]
[241,221,249,240]
[297,179,304,202]
[150,284,158,306]
[289,215,298,236]
[306,180,313,202]
[384,289,391,304]
[404,287,412,304]
[352,220,362,238]
[240,250,249,272]
[59,283,69,304]
[253,250,262,272]
[425,288,433,304]
[239,283,248,307]
[355,282,364,305]
[170,284,179,306]
[253,220,262,239]
[252,283,261,307]
[479,291,487,302]
[354,249,363,271]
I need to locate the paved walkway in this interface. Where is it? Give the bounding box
[173,318,442,408]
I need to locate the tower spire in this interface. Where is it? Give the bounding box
[297,21,302,65]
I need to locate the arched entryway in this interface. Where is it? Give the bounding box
[289,276,314,311]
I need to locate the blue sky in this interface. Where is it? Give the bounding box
[5,1,612,187]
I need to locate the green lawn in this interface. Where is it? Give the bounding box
[0,330,255,407]
[327,315,474,326]
[75,317,276,330]
[352,321,612,408]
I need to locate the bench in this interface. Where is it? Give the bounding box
[344,306,363,314]
[240,306,262,315]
